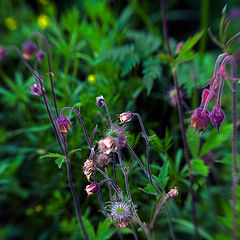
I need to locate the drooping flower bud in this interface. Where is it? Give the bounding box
[191,108,210,133]
[167,88,183,107]
[57,116,71,133]
[200,86,219,108]
[29,83,45,97]
[209,105,226,133]
[22,41,37,59]
[96,95,105,107]
[98,137,116,154]
[36,49,45,64]
[119,112,133,124]
[106,201,132,228]
[96,153,111,168]
[85,183,100,196]
[83,159,96,181]
[175,41,185,54]
[0,46,7,62]
[168,187,178,198]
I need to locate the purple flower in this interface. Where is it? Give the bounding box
[96,95,105,107]
[57,116,71,133]
[36,49,45,64]
[29,83,45,97]
[0,46,7,61]
[209,105,226,133]
[191,108,210,133]
[230,8,240,20]
[22,41,37,59]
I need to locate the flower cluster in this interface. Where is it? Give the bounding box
[191,54,239,134]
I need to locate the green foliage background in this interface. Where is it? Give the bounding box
[0,0,240,239]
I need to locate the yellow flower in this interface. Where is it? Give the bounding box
[37,14,50,29]
[4,17,18,30]
[88,74,96,84]
[38,0,49,5]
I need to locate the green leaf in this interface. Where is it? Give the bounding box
[55,157,65,169]
[121,53,140,77]
[200,123,232,157]
[68,148,82,157]
[119,227,132,234]
[138,184,159,196]
[96,220,115,240]
[142,57,162,95]
[192,159,209,177]
[157,157,170,190]
[186,127,200,158]
[157,53,175,63]
[82,216,96,240]
[40,153,64,159]
[149,130,164,152]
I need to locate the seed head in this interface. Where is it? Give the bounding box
[29,83,45,97]
[83,159,96,181]
[95,153,111,168]
[85,183,100,196]
[119,112,133,124]
[106,126,127,149]
[209,105,226,133]
[191,108,210,133]
[22,41,37,59]
[98,137,116,154]
[57,116,71,133]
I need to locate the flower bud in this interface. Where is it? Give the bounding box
[209,105,225,133]
[57,116,71,133]
[191,108,210,133]
[96,95,105,107]
[119,112,133,123]
[0,46,7,62]
[85,183,100,196]
[22,41,37,59]
[36,49,45,64]
[175,41,185,54]
[29,83,45,97]
[168,187,178,198]
[83,159,96,181]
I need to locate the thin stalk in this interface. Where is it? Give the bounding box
[160,0,198,238]
[63,54,70,104]
[105,167,113,201]
[230,57,238,240]
[65,158,89,240]
[132,113,153,186]
[132,216,151,240]
[104,102,113,127]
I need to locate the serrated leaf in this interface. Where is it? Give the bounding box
[68,148,82,157]
[82,216,96,240]
[55,157,65,169]
[186,127,200,158]
[157,159,169,190]
[192,159,209,177]
[96,220,115,240]
[121,53,140,77]
[40,153,64,159]
[138,184,159,196]
[200,123,232,157]
[149,130,164,152]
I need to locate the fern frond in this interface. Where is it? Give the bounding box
[121,53,140,77]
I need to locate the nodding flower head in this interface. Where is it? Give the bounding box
[209,105,226,133]
[175,41,185,54]
[83,159,96,181]
[168,88,183,107]
[107,126,127,149]
[57,116,71,133]
[0,46,7,61]
[168,187,178,198]
[96,95,105,107]
[95,153,111,168]
[36,49,45,64]
[22,41,37,59]
[29,83,45,97]
[106,200,133,228]
[85,183,100,196]
[200,84,219,108]
[191,108,210,133]
[98,136,116,155]
[119,111,133,124]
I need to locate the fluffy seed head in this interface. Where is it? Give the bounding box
[95,153,111,168]
[83,159,96,181]
[106,126,127,149]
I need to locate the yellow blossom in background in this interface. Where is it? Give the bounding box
[38,0,50,5]
[35,205,43,212]
[88,74,96,84]
[4,17,18,30]
[37,14,50,29]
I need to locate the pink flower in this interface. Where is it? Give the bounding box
[209,105,226,133]
[85,183,100,196]
[191,108,210,133]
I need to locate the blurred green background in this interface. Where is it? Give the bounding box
[1,0,240,239]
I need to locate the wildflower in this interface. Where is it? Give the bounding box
[88,74,96,84]
[209,105,226,133]
[107,126,127,149]
[106,201,132,228]
[98,137,116,154]
[95,153,111,168]
[168,187,178,198]
[119,112,133,124]
[85,183,100,196]
[29,83,45,97]
[83,159,96,181]
[57,116,71,133]
[0,46,7,61]
[37,14,50,29]
[96,95,105,107]
[191,108,210,133]
[168,88,183,107]
[175,41,185,54]
[36,49,45,64]
[22,41,37,59]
